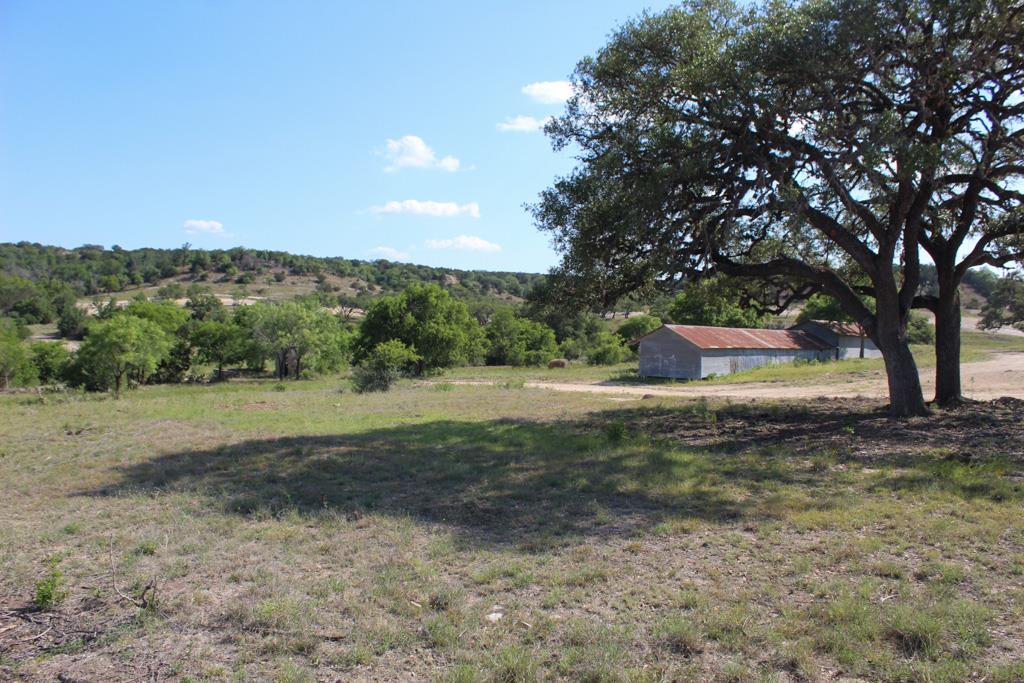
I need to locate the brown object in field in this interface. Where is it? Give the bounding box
[548,358,569,369]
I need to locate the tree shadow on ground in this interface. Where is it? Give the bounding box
[83,397,1024,548]
[584,396,1024,463]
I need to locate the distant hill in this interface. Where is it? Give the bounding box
[0,242,545,309]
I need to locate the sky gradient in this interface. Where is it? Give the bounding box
[0,1,676,272]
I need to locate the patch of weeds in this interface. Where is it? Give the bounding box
[914,560,966,585]
[60,522,81,535]
[428,584,463,612]
[34,557,67,610]
[472,561,533,588]
[654,615,703,656]
[987,662,1024,683]
[556,564,608,588]
[702,605,755,648]
[331,644,373,669]
[884,604,943,658]
[274,658,314,683]
[499,380,526,390]
[603,421,626,444]
[133,540,158,556]
[272,383,287,392]
[716,659,755,683]
[869,559,906,580]
[425,614,460,649]
[438,663,480,683]
[432,383,456,392]
[488,645,539,683]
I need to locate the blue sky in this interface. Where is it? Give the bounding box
[0,0,675,273]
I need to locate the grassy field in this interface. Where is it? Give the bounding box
[2,377,1023,682]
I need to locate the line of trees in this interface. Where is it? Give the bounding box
[1,283,653,393]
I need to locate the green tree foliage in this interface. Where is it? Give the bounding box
[796,294,851,324]
[0,320,37,388]
[185,292,227,322]
[71,316,171,395]
[531,0,1024,415]
[668,279,767,328]
[907,312,935,345]
[584,332,630,366]
[57,307,89,340]
[484,309,559,366]
[615,315,662,344]
[356,284,485,375]
[250,301,349,380]
[351,340,420,393]
[979,276,1024,332]
[190,319,247,379]
[119,300,194,383]
[0,275,56,324]
[29,342,71,384]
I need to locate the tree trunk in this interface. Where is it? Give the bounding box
[873,295,929,417]
[933,287,963,406]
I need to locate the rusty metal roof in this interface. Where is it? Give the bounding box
[663,324,830,351]
[792,319,866,337]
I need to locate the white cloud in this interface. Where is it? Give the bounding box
[183,219,225,235]
[522,80,574,104]
[369,200,480,219]
[497,115,551,133]
[424,235,501,252]
[368,246,411,261]
[383,135,460,172]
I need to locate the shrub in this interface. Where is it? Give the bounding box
[352,340,420,393]
[907,311,935,344]
[585,332,630,365]
[34,558,67,610]
[29,342,71,384]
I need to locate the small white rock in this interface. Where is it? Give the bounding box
[485,612,504,623]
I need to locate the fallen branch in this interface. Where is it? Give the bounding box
[108,536,157,610]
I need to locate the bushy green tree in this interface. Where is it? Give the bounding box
[484,309,558,366]
[190,319,247,379]
[584,332,630,365]
[29,342,71,384]
[356,284,485,375]
[615,315,662,344]
[71,316,171,395]
[0,320,36,388]
[58,307,89,340]
[351,340,420,393]
[668,278,767,328]
[250,301,349,380]
[907,312,935,345]
[979,276,1024,332]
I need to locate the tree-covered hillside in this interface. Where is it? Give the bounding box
[0,242,545,303]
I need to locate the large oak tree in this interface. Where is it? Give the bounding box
[533,0,1024,416]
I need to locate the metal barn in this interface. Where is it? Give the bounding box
[791,320,882,360]
[637,325,832,380]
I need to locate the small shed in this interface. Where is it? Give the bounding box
[791,320,881,360]
[637,325,832,379]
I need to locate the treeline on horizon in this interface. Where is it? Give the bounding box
[0,241,545,301]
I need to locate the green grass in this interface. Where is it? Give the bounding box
[0,379,1021,680]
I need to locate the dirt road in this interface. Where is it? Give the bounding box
[450,352,1024,401]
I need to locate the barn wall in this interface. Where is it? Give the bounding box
[835,335,882,359]
[638,329,702,379]
[699,348,828,378]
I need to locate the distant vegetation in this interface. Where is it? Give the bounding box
[0,241,1018,393]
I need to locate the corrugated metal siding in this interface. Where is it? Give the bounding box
[638,327,702,379]
[665,325,828,351]
[700,348,829,378]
